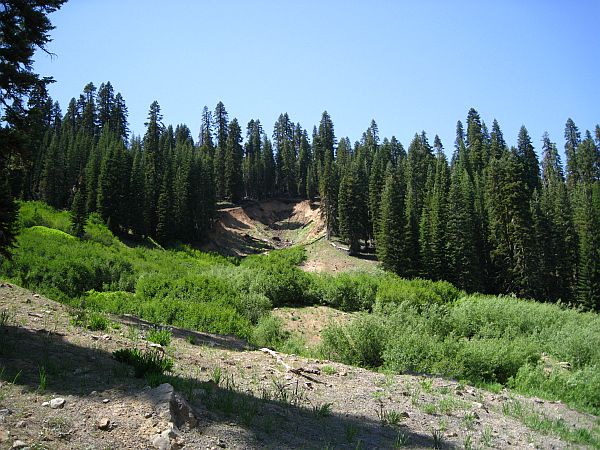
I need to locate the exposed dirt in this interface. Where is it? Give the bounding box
[2,283,598,449]
[202,199,325,257]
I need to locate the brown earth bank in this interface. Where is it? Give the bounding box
[201,199,325,257]
[1,283,598,449]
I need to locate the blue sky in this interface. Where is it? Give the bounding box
[34,0,599,156]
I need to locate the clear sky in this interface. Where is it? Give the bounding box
[33,0,599,156]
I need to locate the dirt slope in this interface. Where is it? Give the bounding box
[1,283,598,449]
[202,199,325,257]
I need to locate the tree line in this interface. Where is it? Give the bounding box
[6,81,600,310]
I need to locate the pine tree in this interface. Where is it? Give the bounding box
[70,179,87,237]
[377,163,408,275]
[515,126,541,195]
[564,118,581,190]
[39,131,66,208]
[338,160,368,254]
[224,118,244,202]
[487,150,537,297]
[320,154,339,239]
[128,137,146,236]
[142,101,163,234]
[213,101,229,198]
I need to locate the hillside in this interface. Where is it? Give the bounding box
[2,284,598,449]
[203,198,380,275]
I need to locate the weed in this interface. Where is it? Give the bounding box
[0,309,12,327]
[462,411,477,430]
[431,428,444,449]
[376,401,405,426]
[211,366,223,385]
[393,431,410,448]
[322,365,337,375]
[421,402,438,415]
[481,425,493,447]
[186,335,195,345]
[420,378,433,393]
[113,348,173,378]
[146,327,172,346]
[463,433,473,450]
[345,423,359,443]
[38,366,47,393]
[86,311,110,331]
[313,402,333,418]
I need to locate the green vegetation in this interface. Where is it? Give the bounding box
[113,348,174,378]
[146,327,172,346]
[2,201,600,416]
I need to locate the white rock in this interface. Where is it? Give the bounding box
[12,440,27,449]
[42,401,49,407]
[152,435,170,450]
[50,398,65,409]
[147,383,197,430]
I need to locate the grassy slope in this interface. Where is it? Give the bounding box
[2,201,600,419]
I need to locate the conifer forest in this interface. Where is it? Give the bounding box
[4,80,599,311]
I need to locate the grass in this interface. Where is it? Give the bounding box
[503,399,600,448]
[113,348,174,378]
[146,327,172,346]
[312,402,333,418]
[38,366,47,393]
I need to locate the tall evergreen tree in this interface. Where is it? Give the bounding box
[224,118,244,202]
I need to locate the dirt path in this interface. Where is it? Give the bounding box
[1,283,598,449]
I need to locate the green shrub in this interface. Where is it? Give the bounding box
[113,348,173,378]
[250,315,288,349]
[321,313,389,367]
[86,311,110,331]
[146,327,172,346]
[455,337,540,384]
[374,276,460,313]
[314,273,379,311]
[233,292,272,324]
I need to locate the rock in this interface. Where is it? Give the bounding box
[42,401,49,407]
[152,435,171,450]
[0,429,9,443]
[472,401,483,409]
[161,422,180,440]
[445,431,458,438]
[145,412,153,419]
[97,418,111,430]
[148,383,197,430]
[15,421,26,428]
[50,398,65,409]
[102,398,110,404]
[12,440,27,449]
[27,312,43,318]
[90,391,97,396]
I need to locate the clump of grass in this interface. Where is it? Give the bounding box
[322,365,337,375]
[86,311,110,331]
[312,402,333,418]
[146,327,172,346]
[38,366,47,393]
[113,348,173,378]
[0,309,12,328]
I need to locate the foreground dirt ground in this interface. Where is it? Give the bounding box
[1,283,598,449]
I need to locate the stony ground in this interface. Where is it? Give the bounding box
[1,283,598,449]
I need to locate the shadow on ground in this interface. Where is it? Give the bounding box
[0,324,453,449]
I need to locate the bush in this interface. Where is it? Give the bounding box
[113,348,173,378]
[250,315,288,349]
[313,273,379,311]
[374,276,461,313]
[321,314,389,368]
